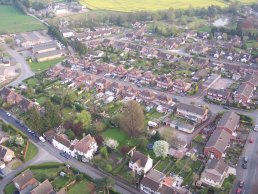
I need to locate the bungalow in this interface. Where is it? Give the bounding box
[113,65,127,78]
[234,83,254,105]
[204,129,231,159]
[128,149,153,175]
[30,179,54,194]
[0,145,15,163]
[200,159,230,188]
[13,169,38,193]
[73,134,98,161]
[176,103,208,123]
[127,69,142,82]
[216,111,240,135]
[35,50,63,62]
[156,76,173,90]
[172,79,191,93]
[206,88,231,103]
[141,71,155,85]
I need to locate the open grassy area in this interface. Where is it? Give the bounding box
[80,0,227,12]
[68,180,92,194]
[4,183,16,194]
[102,128,128,145]
[29,57,65,72]
[0,5,45,34]
[24,142,38,162]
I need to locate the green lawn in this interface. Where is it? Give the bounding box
[68,180,91,194]
[4,183,16,194]
[0,5,45,34]
[80,0,227,11]
[36,95,49,105]
[29,57,65,72]
[102,128,128,146]
[52,176,70,191]
[24,142,38,162]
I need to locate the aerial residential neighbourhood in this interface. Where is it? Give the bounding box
[0,0,258,194]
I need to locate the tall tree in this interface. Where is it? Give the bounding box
[44,100,62,129]
[75,110,92,130]
[26,107,43,132]
[119,100,145,137]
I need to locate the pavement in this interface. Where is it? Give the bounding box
[1,43,34,87]
[0,109,140,194]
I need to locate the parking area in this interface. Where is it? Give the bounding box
[211,78,234,90]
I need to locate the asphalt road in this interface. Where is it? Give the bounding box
[1,43,34,87]
[231,120,258,194]
[0,109,140,194]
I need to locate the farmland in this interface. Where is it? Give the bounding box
[0,5,45,34]
[80,0,227,12]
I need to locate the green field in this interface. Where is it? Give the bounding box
[29,57,65,72]
[80,0,227,12]
[0,5,45,34]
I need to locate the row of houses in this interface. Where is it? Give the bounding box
[205,73,258,106]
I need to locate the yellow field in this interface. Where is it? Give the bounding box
[80,0,227,12]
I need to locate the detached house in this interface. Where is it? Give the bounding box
[206,88,231,103]
[0,145,15,163]
[216,111,240,135]
[128,150,153,175]
[0,87,22,105]
[52,134,75,157]
[200,159,230,188]
[176,103,208,123]
[13,169,38,193]
[73,134,98,161]
[156,76,173,90]
[204,129,231,159]
[30,179,54,194]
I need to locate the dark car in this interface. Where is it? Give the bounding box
[238,180,244,188]
[242,163,247,169]
[60,152,71,160]
[243,156,248,163]
[223,106,230,110]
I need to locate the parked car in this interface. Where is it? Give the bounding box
[60,152,71,159]
[243,156,248,163]
[6,112,11,117]
[236,188,242,194]
[223,106,230,110]
[238,180,244,188]
[39,136,46,143]
[242,163,247,169]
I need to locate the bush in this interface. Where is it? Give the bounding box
[104,164,113,172]
[75,174,83,182]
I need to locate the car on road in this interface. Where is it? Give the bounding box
[242,163,247,169]
[39,136,46,143]
[238,180,244,188]
[243,156,248,163]
[6,112,11,117]
[223,106,230,110]
[254,125,258,132]
[236,188,242,194]
[60,152,71,159]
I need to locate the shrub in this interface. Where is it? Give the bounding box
[104,164,113,172]
[104,138,119,150]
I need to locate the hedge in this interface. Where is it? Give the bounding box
[29,162,65,169]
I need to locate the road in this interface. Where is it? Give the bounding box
[1,43,34,87]
[0,109,140,194]
[231,116,258,194]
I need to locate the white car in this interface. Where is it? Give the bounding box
[254,125,258,132]
[39,136,46,143]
